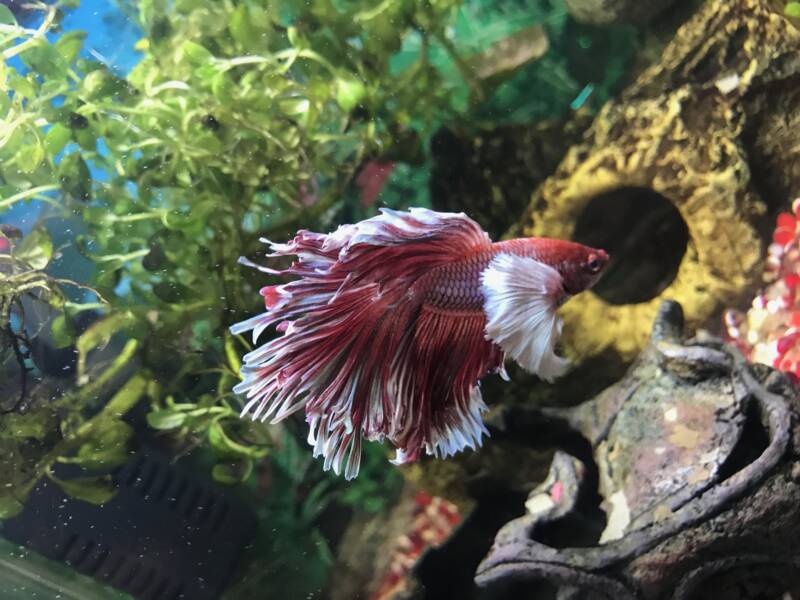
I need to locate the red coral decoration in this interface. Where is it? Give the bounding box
[371,491,460,600]
[724,198,800,381]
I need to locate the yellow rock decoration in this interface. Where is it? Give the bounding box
[526,0,800,360]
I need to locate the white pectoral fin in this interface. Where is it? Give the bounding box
[480,253,569,382]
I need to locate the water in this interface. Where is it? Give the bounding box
[1,0,798,598]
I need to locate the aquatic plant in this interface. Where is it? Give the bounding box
[0,226,142,516]
[1,0,465,491]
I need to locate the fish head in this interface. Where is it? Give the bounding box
[558,243,609,296]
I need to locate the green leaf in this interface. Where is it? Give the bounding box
[68,420,134,470]
[81,69,108,98]
[44,123,72,156]
[208,420,268,459]
[54,475,117,505]
[224,332,242,375]
[286,26,308,50]
[2,412,52,439]
[0,494,24,519]
[335,76,367,112]
[8,74,35,99]
[146,409,187,430]
[16,138,45,174]
[193,132,223,154]
[76,313,134,375]
[58,152,92,200]
[279,98,310,116]
[229,5,262,52]
[21,41,67,80]
[0,5,16,26]
[181,40,213,64]
[787,2,800,17]
[212,458,253,485]
[103,372,148,416]
[139,0,165,23]
[73,127,96,152]
[211,70,232,102]
[81,69,130,101]
[55,31,87,63]
[50,314,77,348]
[13,227,53,270]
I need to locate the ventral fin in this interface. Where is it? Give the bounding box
[481,253,569,382]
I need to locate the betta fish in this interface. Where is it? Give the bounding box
[231,208,608,479]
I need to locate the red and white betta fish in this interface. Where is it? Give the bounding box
[231,208,608,479]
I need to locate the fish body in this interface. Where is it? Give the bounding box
[231,208,608,478]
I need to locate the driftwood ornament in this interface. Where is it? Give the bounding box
[475,301,800,599]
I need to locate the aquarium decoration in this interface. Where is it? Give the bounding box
[370,490,461,600]
[726,199,800,381]
[475,300,800,598]
[525,0,800,364]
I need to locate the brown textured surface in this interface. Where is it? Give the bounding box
[527,0,800,362]
[476,300,800,599]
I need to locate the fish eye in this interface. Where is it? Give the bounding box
[586,254,602,273]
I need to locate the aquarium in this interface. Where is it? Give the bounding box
[2,0,800,598]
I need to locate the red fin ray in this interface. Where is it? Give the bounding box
[388,307,500,463]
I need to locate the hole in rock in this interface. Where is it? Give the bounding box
[573,187,689,305]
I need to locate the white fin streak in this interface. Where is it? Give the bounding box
[481,253,569,382]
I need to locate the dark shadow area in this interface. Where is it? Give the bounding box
[429,119,592,240]
[479,578,559,600]
[688,563,800,600]
[573,187,689,305]
[716,399,770,483]
[482,352,629,411]
[496,407,607,550]
[412,486,527,600]
[2,449,257,600]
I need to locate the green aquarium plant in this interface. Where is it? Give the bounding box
[0,224,141,517]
